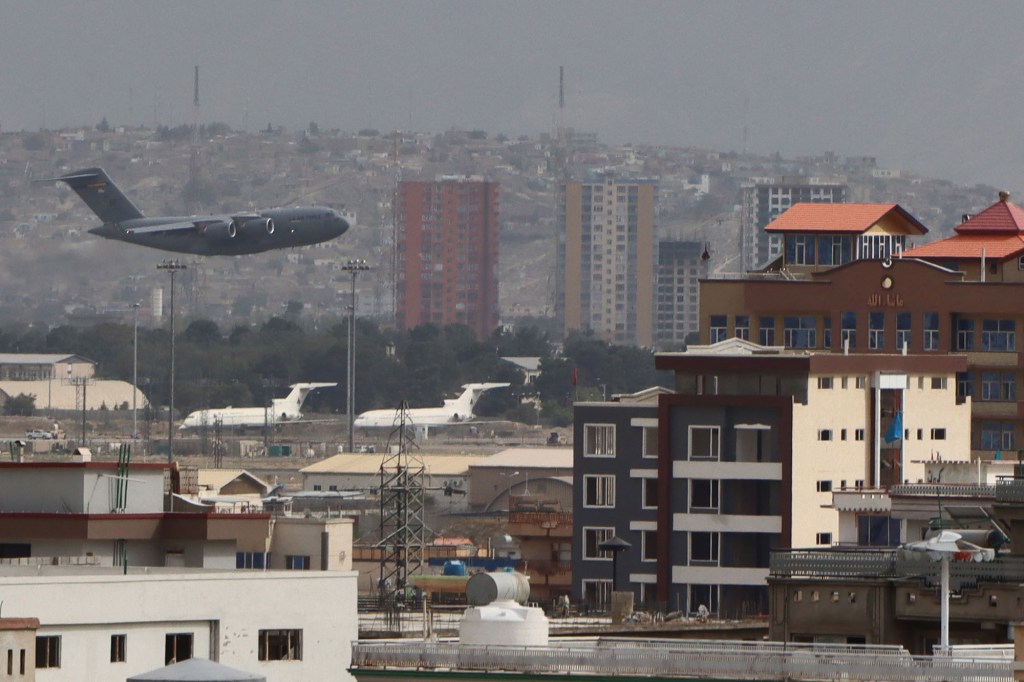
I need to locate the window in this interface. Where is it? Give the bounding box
[982,319,1015,351]
[689,426,720,460]
[817,480,832,493]
[981,372,1016,401]
[896,312,912,351]
[286,555,311,570]
[816,532,833,545]
[817,376,833,389]
[690,531,719,563]
[690,479,719,512]
[583,527,615,560]
[259,629,303,661]
[783,316,816,348]
[923,312,939,350]
[689,584,719,615]
[823,316,832,349]
[841,312,857,349]
[165,633,193,665]
[818,429,833,441]
[858,515,901,546]
[759,316,775,346]
[584,475,616,507]
[36,636,60,669]
[855,428,865,441]
[111,634,127,663]
[584,424,615,457]
[642,426,658,458]
[957,371,974,399]
[841,429,847,441]
[981,421,1014,451]
[641,530,657,562]
[931,377,947,390]
[710,315,727,343]
[582,579,612,609]
[856,376,867,389]
[236,551,266,569]
[312,484,322,491]
[956,318,974,351]
[869,312,885,349]
[931,428,946,440]
[642,478,659,509]
[734,315,750,341]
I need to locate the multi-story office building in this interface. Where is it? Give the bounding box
[740,182,846,272]
[396,177,499,340]
[702,195,1024,456]
[655,241,705,349]
[557,173,657,346]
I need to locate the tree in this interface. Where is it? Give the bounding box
[96,117,111,133]
[3,393,35,416]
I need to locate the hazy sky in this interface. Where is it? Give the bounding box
[4,1,1024,189]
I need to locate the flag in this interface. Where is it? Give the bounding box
[884,410,903,444]
[572,367,578,386]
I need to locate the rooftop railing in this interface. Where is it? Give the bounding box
[890,483,994,499]
[769,549,1024,591]
[351,639,1011,682]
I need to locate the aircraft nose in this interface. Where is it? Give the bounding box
[333,211,350,237]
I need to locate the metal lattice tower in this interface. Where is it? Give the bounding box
[376,403,427,595]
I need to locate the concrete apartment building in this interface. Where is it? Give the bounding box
[395,176,499,340]
[2,566,357,682]
[557,173,657,346]
[702,196,1024,456]
[655,240,705,348]
[740,181,847,271]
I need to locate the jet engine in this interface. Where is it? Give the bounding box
[237,217,275,235]
[203,220,238,240]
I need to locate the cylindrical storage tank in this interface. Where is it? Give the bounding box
[466,571,530,605]
[443,560,466,576]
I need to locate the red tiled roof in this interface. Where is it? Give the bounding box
[955,196,1024,234]
[764,203,928,234]
[903,234,1024,260]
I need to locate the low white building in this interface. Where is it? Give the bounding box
[2,565,357,682]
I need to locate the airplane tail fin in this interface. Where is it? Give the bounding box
[54,168,144,224]
[271,382,337,421]
[455,383,511,417]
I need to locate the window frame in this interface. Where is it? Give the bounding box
[583,474,616,508]
[36,635,60,669]
[582,526,615,560]
[688,425,721,461]
[583,424,616,457]
[642,478,659,509]
[689,531,720,565]
[258,629,303,662]
[110,634,127,664]
[689,479,719,512]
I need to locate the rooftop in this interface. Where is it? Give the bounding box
[302,453,487,476]
[763,203,928,235]
[469,447,574,470]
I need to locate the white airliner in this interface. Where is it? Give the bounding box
[179,382,336,430]
[353,383,510,429]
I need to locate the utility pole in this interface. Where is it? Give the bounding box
[341,259,370,453]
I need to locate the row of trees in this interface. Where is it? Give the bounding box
[0,319,670,426]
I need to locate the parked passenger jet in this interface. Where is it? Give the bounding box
[353,383,510,429]
[45,168,349,255]
[179,382,336,430]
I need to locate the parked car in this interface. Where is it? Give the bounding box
[25,429,54,440]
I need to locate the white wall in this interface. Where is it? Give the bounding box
[0,567,358,682]
[0,467,164,514]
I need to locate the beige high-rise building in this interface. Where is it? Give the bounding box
[557,174,656,346]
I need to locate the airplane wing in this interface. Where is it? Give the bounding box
[125,214,263,236]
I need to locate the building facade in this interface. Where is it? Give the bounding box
[740,182,846,272]
[655,241,705,349]
[557,174,656,346]
[395,177,499,340]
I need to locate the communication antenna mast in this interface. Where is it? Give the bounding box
[377,403,427,598]
[187,65,201,212]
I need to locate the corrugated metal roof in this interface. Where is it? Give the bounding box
[301,453,487,476]
[0,380,147,411]
[470,447,574,469]
[0,353,92,365]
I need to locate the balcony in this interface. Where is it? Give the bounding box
[508,511,573,539]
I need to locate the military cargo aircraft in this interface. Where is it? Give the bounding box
[46,167,349,255]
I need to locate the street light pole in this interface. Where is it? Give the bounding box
[132,302,140,441]
[158,260,187,464]
[341,259,370,453]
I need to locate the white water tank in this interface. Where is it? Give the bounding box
[458,572,548,647]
